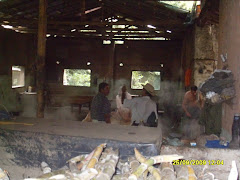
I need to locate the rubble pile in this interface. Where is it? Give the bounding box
[200,70,235,104]
[0,168,9,180]
[0,143,220,180]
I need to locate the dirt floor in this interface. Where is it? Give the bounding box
[159,114,240,180]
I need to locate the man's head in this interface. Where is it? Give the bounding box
[99,82,110,96]
[190,85,198,96]
[142,83,155,97]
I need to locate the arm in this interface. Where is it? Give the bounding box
[103,98,111,123]
[182,93,191,117]
[154,103,158,121]
[116,95,122,109]
[126,92,132,100]
[198,92,205,109]
[104,113,111,123]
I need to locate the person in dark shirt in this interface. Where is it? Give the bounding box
[90,82,111,123]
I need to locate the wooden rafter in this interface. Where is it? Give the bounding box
[0,0,190,40]
[197,0,219,27]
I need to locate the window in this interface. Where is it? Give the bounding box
[63,69,91,87]
[131,71,160,90]
[160,1,201,12]
[12,66,25,88]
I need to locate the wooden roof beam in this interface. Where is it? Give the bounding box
[104,0,187,21]
[0,18,186,28]
[12,27,184,39]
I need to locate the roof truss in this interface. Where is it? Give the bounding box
[0,0,191,40]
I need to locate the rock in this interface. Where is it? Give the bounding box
[0,168,9,180]
[200,70,235,104]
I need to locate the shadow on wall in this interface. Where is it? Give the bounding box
[44,106,86,121]
[0,75,22,112]
[155,81,185,110]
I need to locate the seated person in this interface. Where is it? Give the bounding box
[123,83,158,126]
[90,82,111,123]
[116,85,132,122]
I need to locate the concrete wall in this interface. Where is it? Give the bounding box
[0,29,36,76]
[0,29,36,112]
[218,0,240,140]
[193,24,218,87]
[181,27,194,75]
[0,28,184,112]
[46,39,184,107]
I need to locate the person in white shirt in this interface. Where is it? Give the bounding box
[123,83,158,126]
[116,85,132,122]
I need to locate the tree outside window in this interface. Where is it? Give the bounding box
[131,71,160,90]
[12,66,25,88]
[63,69,91,87]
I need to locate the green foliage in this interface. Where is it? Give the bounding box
[12,66,25,87]
[160,1,196,11]
[63,69,91,87]
[131,71,160,90]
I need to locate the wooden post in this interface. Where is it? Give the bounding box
[81,0,86,21]
[109,41,116,100]
[36,0,47,118]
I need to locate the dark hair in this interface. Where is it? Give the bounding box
[99,82,109,92]
[191,85,198,91]
[121,85,126,104]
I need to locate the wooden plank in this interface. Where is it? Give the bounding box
[81,0,86,21]
[36,0,47,118]
[68,96,93,104]
[0,18,186,27]
[68,96,94,114]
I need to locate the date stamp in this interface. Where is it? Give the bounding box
[173,160,224,166]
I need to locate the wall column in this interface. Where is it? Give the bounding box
[219,0,240,141]
[193,24,218,87]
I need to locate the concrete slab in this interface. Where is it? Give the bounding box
[0,117,162,179]
[0,117,162,144]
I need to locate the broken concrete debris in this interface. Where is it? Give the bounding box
[0,143,223,180]
[228,161,238,180]
[41,162,51,174]
[0,168,9,180]
[199,70,235,104]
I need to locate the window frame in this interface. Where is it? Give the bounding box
[130,70,161,90]
[12,66,25,89]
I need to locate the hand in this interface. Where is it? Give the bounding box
[186,112,191,117]
[105,114,111,124]
[106,119,111,124]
